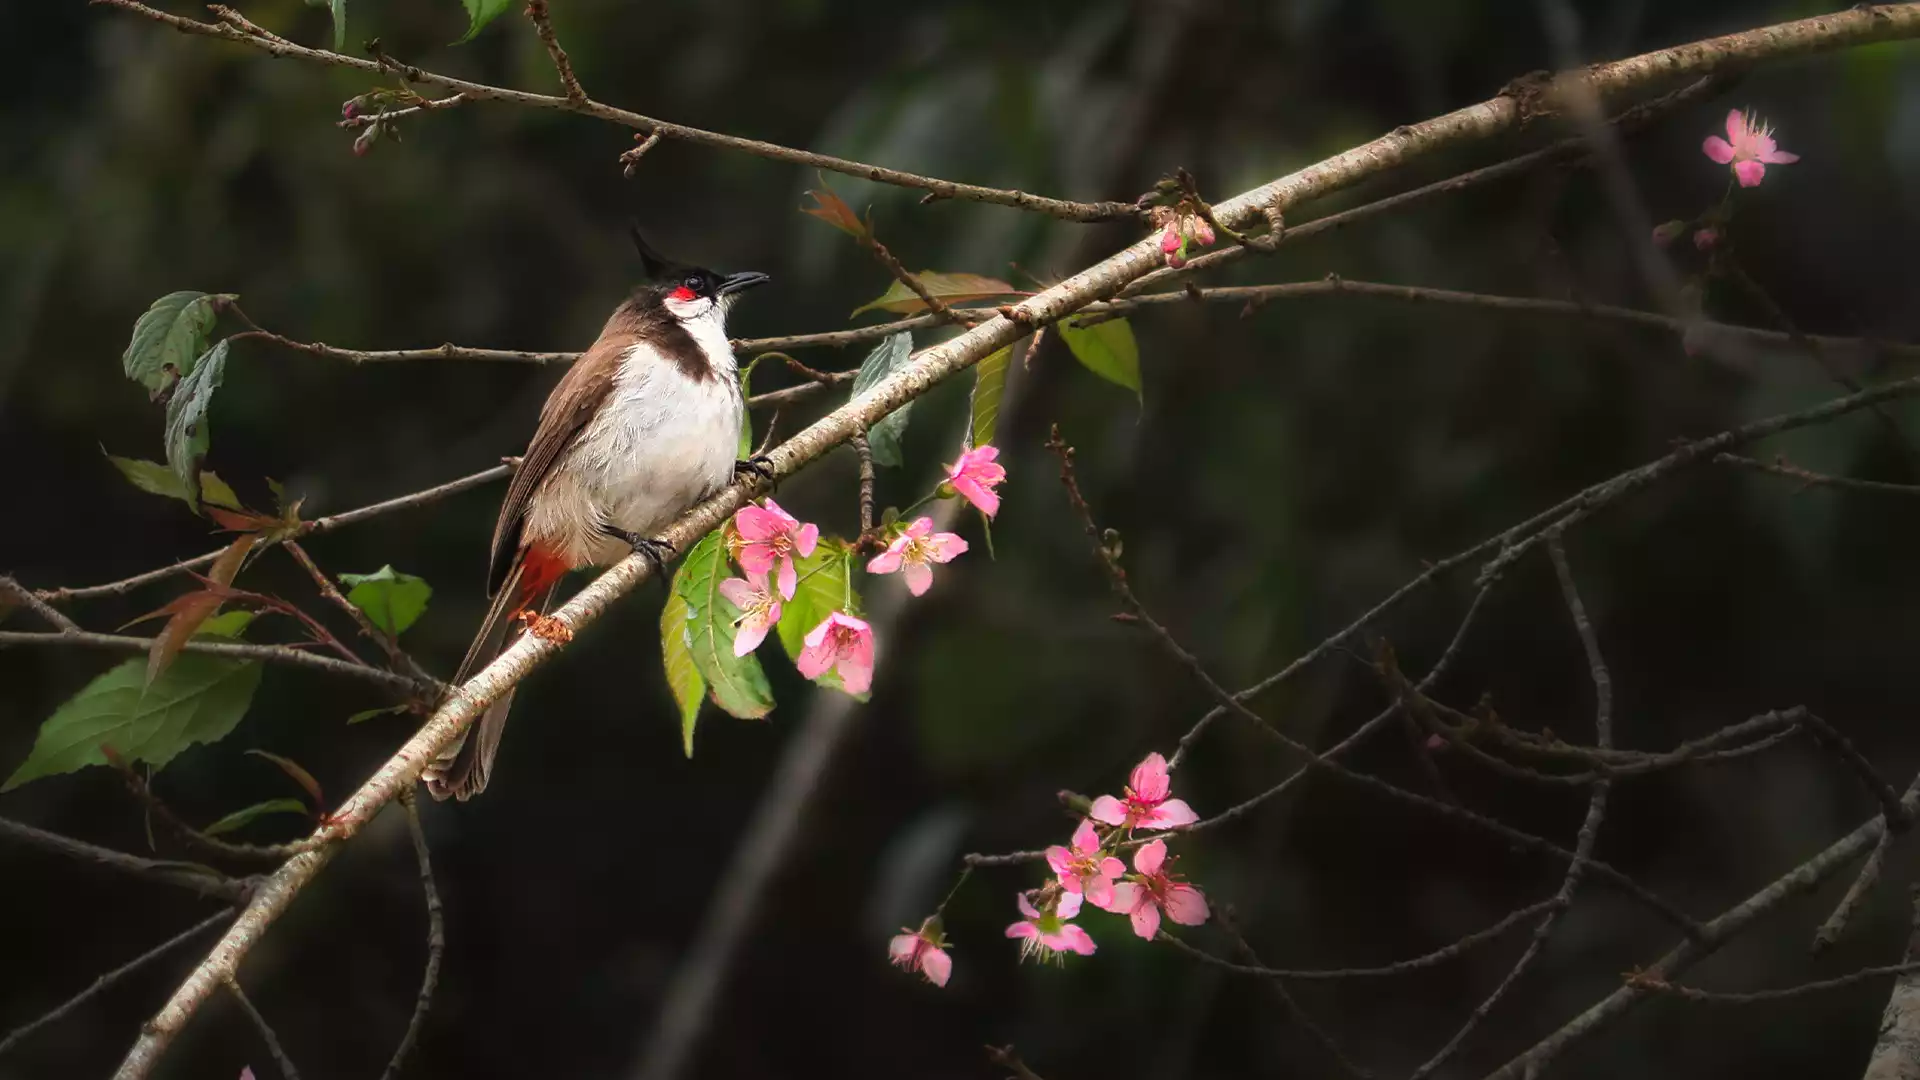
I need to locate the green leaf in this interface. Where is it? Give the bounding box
[669,532,774,720]
[122,291,228,396]
[347,704,409,724]
[105,453,243,511]
[737,363,756,459]
[775,541,867,699]
[197,611,255,638]
[163,339,230,514]
[2,655,265,791]
[454,0,513,43]
[660,590,708,756]
[969,345,1012,449]
[202,798,309,837]
[850,272,1022,317]
[849,332,914,467]
[337,565,432,636]
[1057,315,1141,398]
[330,0,347,50]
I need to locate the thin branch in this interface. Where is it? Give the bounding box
[1406,535,1616,1080]
[1717,453,1920,497]
[1216,909,1372,1080]
[223,977,301,1080]
[105,12,1920,1074]
[1482,770,1920,1080]
[1861,889,1920,1080]
[0,575,80,631]
[0,629,425,695]
[1161,899,1557,981]
[0,815,250,903]
[619,130,664,178]
[1631,961,1920,1004]
[1797,711,1915,831]
[0,909,234,1059]
[38,463,512,604]
[379,790,443,1080]
[107,757,325,864]
[985,1045,1051,1080]
[96,0,1140,222]
[336,93,464,130]
[1816,829,1897,954]
[851,432,876,536]
[523,0,584,102]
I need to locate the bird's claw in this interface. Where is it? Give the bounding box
[733,455,776,484]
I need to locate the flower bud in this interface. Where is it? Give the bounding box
[1650,219,1687,248]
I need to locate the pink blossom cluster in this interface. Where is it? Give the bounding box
[1151,206,1216,270]
[889,752,1211,986]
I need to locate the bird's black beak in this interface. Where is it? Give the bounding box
[717,270,770,296]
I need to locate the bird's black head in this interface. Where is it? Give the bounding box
[629,225,769,325]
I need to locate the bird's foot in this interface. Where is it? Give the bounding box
[734,454,776,485]
[604,527,677,575]
[515,609,574,644]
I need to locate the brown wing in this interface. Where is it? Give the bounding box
[486,314,640,596]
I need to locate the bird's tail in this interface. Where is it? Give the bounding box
[423,544,568,801]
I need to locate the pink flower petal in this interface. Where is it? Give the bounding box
[904,517,933,540]
[1163,884,1210,926]
[1088,796,1127,826]
[1129,753,1172,803]
[1733,159,1766,188]
[1134,839,1167,876]
[1160,225,1180,254]
[717,577,756,607]
[802,614,836,649]
[927,533,968,563]
[1142,799,1199,830]
[1128,902,1161,941]
[1006,921,1038,940]
[794,523,820,557]
[903,561,933,596]
[1702,136,1736,165]
[1046,845,1075,879]
[952,476,1000,518]
[796,639,834,679]
[919,946,952,987]
[1016,893,1039,919]
[1055,890,1083,920]
[733,505,781,541]
[736,547,775,574]
[1104,881,1143,914]
[867,549,902,575]
[889,933,920,964]
[1070,819,1101,855]
[1057,924,1097,955]
[1762,149,1800,165]
[1099,856,1125,879]
[1084,875,1113,909]
[1725,109,1745,145]
[838,654,874,695]
[776,556,798,600]
[732,619,768,657]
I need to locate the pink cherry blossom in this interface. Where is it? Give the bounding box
[1189,214,1215,247]
[1103,839,1210,940]
[1005,891,1096,962]
[1045,819,1126,908]
[1702,109,1799,188]
[945,446,1007,518]
[1088,752,1199,831]
[867,517,969,596]
[1692,227,1721,252]
[888,918,952,987]
[716,571,781,656]
[730,498,820,600]
[796,611,875,694]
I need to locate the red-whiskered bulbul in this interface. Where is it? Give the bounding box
[424,230,770,801]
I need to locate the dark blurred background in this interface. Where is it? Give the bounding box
[8,1,1920,1078]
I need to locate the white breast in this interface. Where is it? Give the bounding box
[526,338,741,568]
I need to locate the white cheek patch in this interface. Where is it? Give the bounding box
[664,293,716,321]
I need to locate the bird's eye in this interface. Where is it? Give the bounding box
[683,275,705,293]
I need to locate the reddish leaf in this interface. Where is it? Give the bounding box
[207,506,280,534]
[246,748,325,808]
[850,272,1025,317]
[137,535,257,684]
[801,188,869,240]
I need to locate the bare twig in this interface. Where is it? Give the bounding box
[1816,828,1898,954]
[1796,712,1915,831]
[0,575,80,631]
[1862,889,1920,1080]
[1717,454,1920,497]
[619,130,664,177]
[0,909,234,1058]
[0,816,252,903]
[223,977,301,1080]
[985,1045,1051,1080]
[108,758,325,864]
[379,789,443,1080]
[1406,535,1616,1079]
[0,628,423,694]
[851,432,876,536]
[1631,959,1920,1004]
[523,0,584,102]
[1216,909,1372,1079]
[1162,899,1557,981]
[336,93,464,130]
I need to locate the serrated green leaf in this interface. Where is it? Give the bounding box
[347,704,409,724]
[849,332,914,467]
[775,541,868,700]
[454,0,513,43]
[737,363,755,459]
[105,453,243,511]
[850,272,1021,317]
[330,0,347,50]
[969,345,1012,449]
[670,532,774,720]
[1057,316,1141,398]
[2,655,264,791]
[197,611,255,639]
[122,291,228,396]
[337,565,431,636]
[164,339,229,514]
[201,798,310,837]
[660,590,707,756]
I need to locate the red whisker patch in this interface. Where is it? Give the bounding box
[670,285,698,302]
